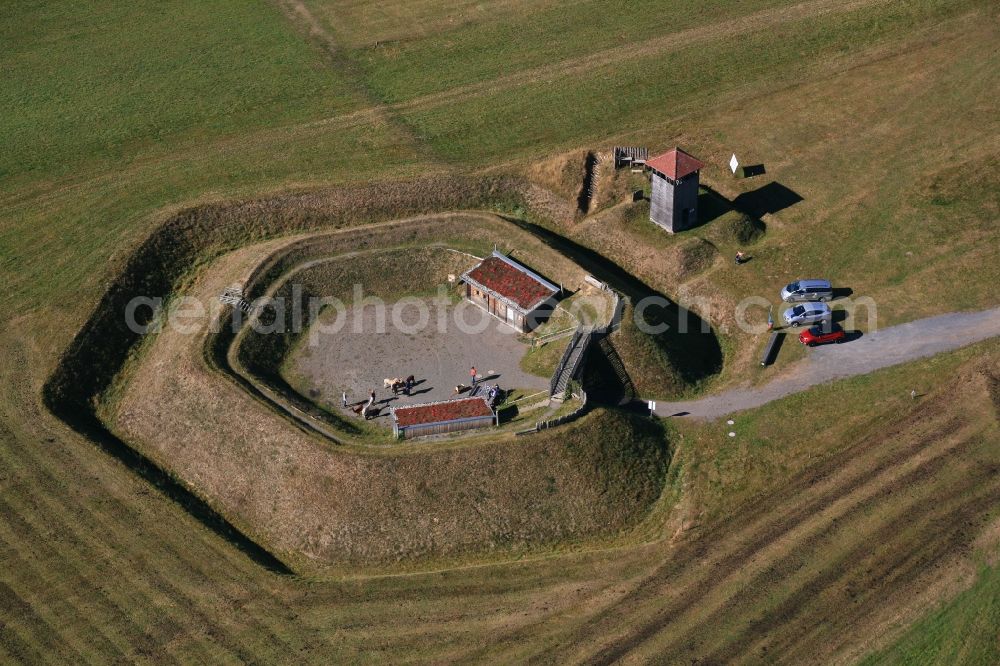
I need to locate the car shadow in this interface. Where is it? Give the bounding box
[842,330,864,343]
[832,287,854,300]
[831,310,848,323]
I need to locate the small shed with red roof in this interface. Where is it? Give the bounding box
[391,396,497,439]
[461,251,560,332]
[647,147,705,233]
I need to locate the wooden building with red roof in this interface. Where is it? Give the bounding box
[460,251,560,332]
[391,395,497,439]
[647,147,705,233]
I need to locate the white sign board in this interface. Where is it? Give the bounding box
[729,153,739,174]
[648,400,656,412]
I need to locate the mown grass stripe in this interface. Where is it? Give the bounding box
[0,503,128,661]
[0,441,295,663]
[683,443,992,662]
[0,327,310,660]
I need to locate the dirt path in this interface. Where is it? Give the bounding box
[653,306,1000,420]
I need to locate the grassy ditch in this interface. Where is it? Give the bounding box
[236,247,474,439]
[98,212,677,572]
[219,213,590,445]
[40,177,544,569]
[44,176,534,427]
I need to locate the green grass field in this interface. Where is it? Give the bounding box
[1,0,998,661]
[862,563,1000,665]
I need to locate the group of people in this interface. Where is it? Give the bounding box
[341,366,486,420]
[391,375,417,396]
[342,374,421,420]
[483,383,502,407]
[341,389,380,420]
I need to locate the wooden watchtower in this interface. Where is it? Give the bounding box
[646,147,705,233]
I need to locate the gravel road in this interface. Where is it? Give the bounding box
[652,307,1000,421]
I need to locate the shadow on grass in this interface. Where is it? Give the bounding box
[699,181,802,228]
[497,404,519,424]
[581,342,631,406]
[761,331,785,367]
[733,181,803,218]
[696,187,734,226]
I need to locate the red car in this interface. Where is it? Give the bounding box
[798,322,846,347]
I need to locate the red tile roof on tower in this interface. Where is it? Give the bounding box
[393,396,494,428]
[646,147,705,180]
[462,252,559,311]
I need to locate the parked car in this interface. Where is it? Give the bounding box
[798,322,846,346]
[780,279,834,302]
[783,302,831,327]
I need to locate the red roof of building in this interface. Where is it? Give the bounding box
[463,253,558,311]
[393,396,494,428]
[646,147,704,180]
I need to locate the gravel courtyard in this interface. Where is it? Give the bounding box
[288,299,551,417]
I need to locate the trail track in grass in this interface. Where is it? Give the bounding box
[293,0,889,131]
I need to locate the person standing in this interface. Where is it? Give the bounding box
[342,391,348,408]
[470,366,477,387]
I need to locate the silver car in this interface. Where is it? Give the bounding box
[780,279,833,302]
[783,302,831,327]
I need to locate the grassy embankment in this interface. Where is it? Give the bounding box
[224,212,587,442]
[2,0,998,660]
[89,212,670,573]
